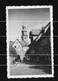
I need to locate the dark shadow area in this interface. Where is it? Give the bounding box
[24,60,51,65]
[24,61,52,74]
[25,22,51,65]
[29,65,51,74]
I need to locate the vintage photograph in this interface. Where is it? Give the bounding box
[6,6,53,78]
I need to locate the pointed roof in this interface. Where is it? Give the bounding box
[12,39,22,46]
[35,22,50,41]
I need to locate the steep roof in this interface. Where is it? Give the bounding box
[12,39,22,46]
[35,22,50,41]
[9,41,14,47]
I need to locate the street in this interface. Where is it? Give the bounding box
[10,62,51,75]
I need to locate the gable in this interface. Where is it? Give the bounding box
[13,39,22,48]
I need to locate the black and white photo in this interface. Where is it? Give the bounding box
[6,6,53,78]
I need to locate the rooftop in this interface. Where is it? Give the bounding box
[29,29,41,36]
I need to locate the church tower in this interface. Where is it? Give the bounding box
[21,25,28,43]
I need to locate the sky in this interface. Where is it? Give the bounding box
[8,8,50,43]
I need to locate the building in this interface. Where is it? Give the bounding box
[12,39,24,61]
[29,29,41,42]
[12,39,22,55]
[26,22,51,63]
[12,26,29,61]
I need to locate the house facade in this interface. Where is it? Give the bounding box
[12,39,24,61]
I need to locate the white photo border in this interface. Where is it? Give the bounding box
[6,5,54,78]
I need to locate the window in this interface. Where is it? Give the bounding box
[14,46,16,48]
